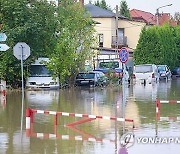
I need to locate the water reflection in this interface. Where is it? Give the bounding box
[0,79,180,153]
[26,90,59,109]
[0,93,6,111]
[133,83,158,101]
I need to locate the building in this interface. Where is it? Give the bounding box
[130,9,177,26]
[85,4,145,69]
[130,9,156,25]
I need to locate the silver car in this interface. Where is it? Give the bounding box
[157,65,171,80]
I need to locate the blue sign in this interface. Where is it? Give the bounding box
[119,47,129,64]
[0,33,7,42]
[0,44,10,51]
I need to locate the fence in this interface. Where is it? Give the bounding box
[156,99,180,121]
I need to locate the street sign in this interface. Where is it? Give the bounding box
[13,42,30,60]
[0,33,7,42]
[0,44,10,51]
[119,47,129,64]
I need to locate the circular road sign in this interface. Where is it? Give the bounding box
[13,42,30,60]
[119,47,129,64]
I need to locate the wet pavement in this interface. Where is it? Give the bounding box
[0,78,180,154]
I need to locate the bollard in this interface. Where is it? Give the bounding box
[0,80,6,95]
[54,114,58,125]
[26,108,31,137]
[156,99,160,121]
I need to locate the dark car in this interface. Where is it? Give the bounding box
[157,65,171,80]
[172,67,180,77]
[75,71,109,87]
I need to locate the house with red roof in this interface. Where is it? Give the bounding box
[130,9,177,26]
[130,9,156,25]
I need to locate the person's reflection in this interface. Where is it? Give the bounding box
[118,145,128,154]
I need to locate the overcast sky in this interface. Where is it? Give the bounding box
[84,0,179,16]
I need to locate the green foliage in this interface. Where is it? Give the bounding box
[47,1,96,84]
[0,0,96,87]
[0,0,57,87]
[94,0,111,11]
[134,25,180,69]
[175,26,180,66]
[119,0,131,19]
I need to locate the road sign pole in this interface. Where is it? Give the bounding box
[13,42,30,140]
[118,48,129,131]
[20,45,25,139]
[20,45,24,97]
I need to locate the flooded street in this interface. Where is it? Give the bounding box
[0,79,180,154]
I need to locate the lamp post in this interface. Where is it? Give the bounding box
[156,4,172,26]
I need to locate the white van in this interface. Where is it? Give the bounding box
[26,58,59,90]
[133,64,159,84]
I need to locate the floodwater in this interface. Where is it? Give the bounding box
[0,79,180,154]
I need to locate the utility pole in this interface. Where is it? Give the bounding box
[115,5,119,56]
[156,8,159,26]
[156,4,172,26]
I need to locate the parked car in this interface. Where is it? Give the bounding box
[157,65,171,80]
[172,67,180,77]
[132,64,159,84]
[75,71,109,87]
[95,59,130,82]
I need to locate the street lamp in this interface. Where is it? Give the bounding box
[156,4,172,26]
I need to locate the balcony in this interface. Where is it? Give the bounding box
[111,36,127,48]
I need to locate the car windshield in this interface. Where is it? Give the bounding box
[135,65,153,73]
[30,65,52,77]
[158,66,166,71]
[99,61,119,69]
[76,73,95,79]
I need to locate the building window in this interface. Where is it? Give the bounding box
[99,34,103,47]
[118,28,124,44]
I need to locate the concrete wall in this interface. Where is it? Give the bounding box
[118,20,145,50]
[93,17,145,50]
[93,18,116,48]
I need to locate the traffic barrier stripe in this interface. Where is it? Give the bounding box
[30,109,134,123]
[159,100,180,104]
[30,132,115,143]
[159,116,180,121]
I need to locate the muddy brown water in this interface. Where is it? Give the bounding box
[0,79,180,154]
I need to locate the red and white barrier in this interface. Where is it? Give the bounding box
[0,80,6,109]
[156,99,180,121]
[26,108,134,137]
[158,100,180,104]
[0,94,6,109]
[26,114,116,144]
[26,108,134,125]
[30,132,115,143]
[0,80,6,96]
[159,116,180,121]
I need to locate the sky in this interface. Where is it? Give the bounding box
[84,0,180,16]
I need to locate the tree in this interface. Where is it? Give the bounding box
[134,25,180,69]
[119,0,131,19]
[47,0,96,84]
[174,26,180,66]
[94,0,111,11]
[0,0,57,87]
